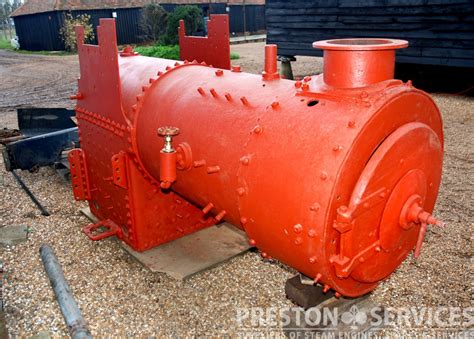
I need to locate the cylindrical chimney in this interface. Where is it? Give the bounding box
[313,38,408,88]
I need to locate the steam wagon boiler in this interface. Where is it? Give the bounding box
[70,19,444,297]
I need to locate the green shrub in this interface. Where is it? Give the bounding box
[134,44,180,60]
[163,5,203,45]
[139,4,168,42]
[230,52,240,60]
[60,13,94,52]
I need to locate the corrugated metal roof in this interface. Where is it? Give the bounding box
[11,0,265,17]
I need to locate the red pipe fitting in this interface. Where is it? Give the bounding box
[159,151,177,189]
[157,126,180,189]
[262,44,280,81]
[313,38,408,88]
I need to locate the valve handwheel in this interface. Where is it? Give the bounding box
[157,126,180,154]
[157,126,180,138]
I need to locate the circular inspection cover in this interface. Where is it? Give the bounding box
[345,122,443,283]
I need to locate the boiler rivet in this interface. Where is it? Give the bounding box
[210,88,218,97]
[193,159,206,167]
[240,156,250,165]
[236,187,246,196]
[271,101,280,109]
[240,217,248,225]
[348,121,356,128]
[253,126,263,134]
[202,202,214,214]
[294,237,302,245]
[309,256,316,264]
[308,229,316,237]
[310,203,320,211]
[197,87,205,96]
[215,69,224,76]
[231,65,241,72]
[206,166,220,174]
[333,145,343,152]
[320,172,328,180]
[225,93,232,101]
[249,239,256,246]
[294,81,302,88]
[215,210,226,221]
[293,224,303,233]
[240,96,249,106]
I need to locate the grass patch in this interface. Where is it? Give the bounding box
[15,50,72,56]
[135,43,240,61]
[0,38,13,50]
[134,44,180,60]
[0,37,72,55]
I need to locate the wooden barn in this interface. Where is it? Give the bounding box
[266,0,474,68]
[11,0,266,51]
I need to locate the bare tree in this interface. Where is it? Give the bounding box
[1,0,22,39]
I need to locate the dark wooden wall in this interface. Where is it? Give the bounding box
[13,11,64,51]
[14,3,266,51]
[13,8,144,51]
[266,0,474,67]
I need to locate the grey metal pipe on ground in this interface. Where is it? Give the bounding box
[39,245,92,339]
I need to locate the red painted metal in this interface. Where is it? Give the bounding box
[179,14,231,70]
[71,20,445,297]
[68,148,90,201]
[313,39,408,88]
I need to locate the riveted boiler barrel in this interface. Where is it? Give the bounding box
[122,39,443,297]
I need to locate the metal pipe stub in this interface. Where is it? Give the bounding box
[39,245,92,339]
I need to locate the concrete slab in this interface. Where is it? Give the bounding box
[80,208,252,280]
[284,274,384,336]
[0,225,28,246]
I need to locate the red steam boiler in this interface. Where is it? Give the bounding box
[69,19,444,297]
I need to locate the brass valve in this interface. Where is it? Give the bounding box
[157,126,180,153]
[157,126,180,189]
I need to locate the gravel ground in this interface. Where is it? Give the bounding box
[0,43,472,336]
